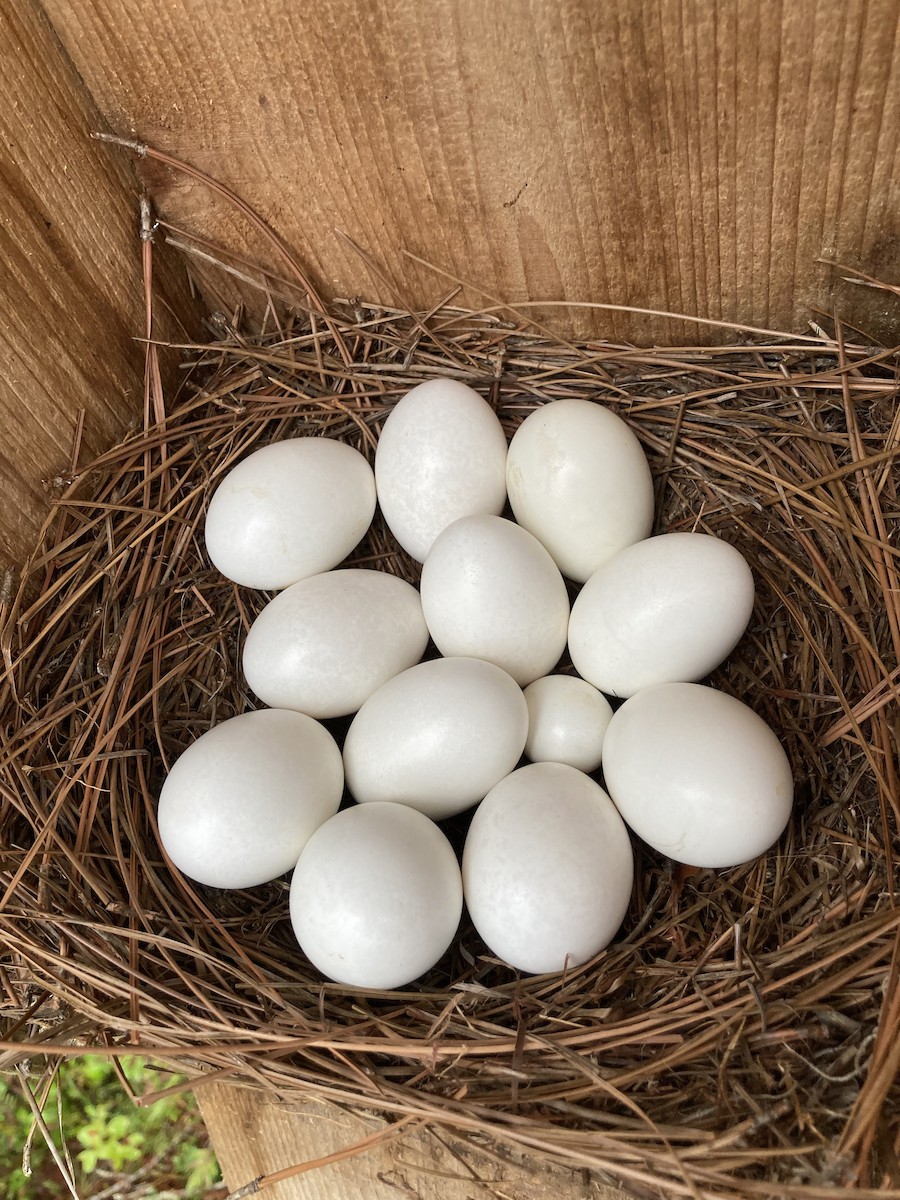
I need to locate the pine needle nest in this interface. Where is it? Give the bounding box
[1,149,899,1199]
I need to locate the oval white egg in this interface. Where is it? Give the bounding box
[463,762,634,975]
[343,657,528,820]
[506,399,654,583]
[523,674,613,773]
[242,569,428,718]
[374,379,508,562]
[568,532,755,698]
[204,438,376,589]
[157,709,343,889]
[602,682,793,869]
[290,802,463,989]
[420,515,569,686]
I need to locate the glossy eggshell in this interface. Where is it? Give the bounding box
[242,569,428,718]
[204,438,376,590]
[420,515,570,686]
[374,379,508,562]
[289,802,463,989]
[157,709,343,889]
[343,657,528,820]
[602,682,794,868]
[568,532,755,698]
[523,674,613,773]
[506,399,654,582]
[462,762,634,975]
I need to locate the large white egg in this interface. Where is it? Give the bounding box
[374,379,508,562]
[506,399,654,582]
[420,515,569,686]
[242,569,428,718]
[290,802,463,989]
[523,675,613,773]
[343,657,528,820]
[602,682,793,869]
[204,438,376,589]
[157,709,343,889]
[463,762,633,975]
[568,532,755,698]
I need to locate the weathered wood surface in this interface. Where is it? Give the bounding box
[43,0,900,343]
[0,0,194,569]
[198,1080,636,1200]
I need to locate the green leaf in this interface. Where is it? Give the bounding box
[107,1142,142,1169]
[0,1056,218,1198]
[107,1113,131,1139]
[79,1056,112,1087]
[185,1146,221,1195]
[76,1125,101,1147]
[77,1148,98,1174]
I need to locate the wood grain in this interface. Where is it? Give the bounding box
[0,0,195,568]
[42,0,900,342]
[198,1081,636,1200]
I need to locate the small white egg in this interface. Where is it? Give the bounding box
[374,379,508,562]
[602,682,793,868]
[343,657,528,820]
[290,802,463,989]
[242,569,428,718]
[420,515,569,686]
[157,709,343,889]
[506,399,654,582]
[523,675,613,772]
[463,762,634,975]
[204,438,376,589]
[568,532,755,698]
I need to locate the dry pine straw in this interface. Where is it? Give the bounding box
[0,214,899,1200]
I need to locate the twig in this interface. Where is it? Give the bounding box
[14,1064,82,1200]
[92,132,353,366]
[222,1116,419,1199]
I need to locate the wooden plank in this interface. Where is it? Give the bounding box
[0,0,196,569]
[42,0,899,343]
[197,1081,637,1200]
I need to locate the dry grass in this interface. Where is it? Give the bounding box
[1,147,899,1199]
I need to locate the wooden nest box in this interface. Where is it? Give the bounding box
[1,4,897,1199]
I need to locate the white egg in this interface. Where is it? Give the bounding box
[463,762,633,975]
[204,438,376,589]
[506,399,654,583]
[343,657,528,820]
[290,802,463,989]
[242,569,428,718]
[523,675,613,773]
[374,379,508,562]
[602,682,793,869]
[420,515,569,686]
[568,532,755,698]
[157,709,343,889]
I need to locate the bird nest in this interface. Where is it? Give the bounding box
[0,159,898,1199]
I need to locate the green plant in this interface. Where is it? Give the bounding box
[0,1055,221,1198]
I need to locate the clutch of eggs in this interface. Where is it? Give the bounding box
[157,382,795,989]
